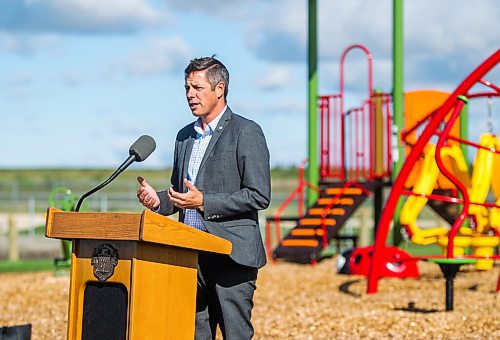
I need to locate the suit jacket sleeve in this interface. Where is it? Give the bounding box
[202,122,271,218]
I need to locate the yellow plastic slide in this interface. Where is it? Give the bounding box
[400,143,468,245]
[400,134,500,269]
[467,133,497,233]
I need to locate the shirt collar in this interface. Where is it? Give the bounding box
[193,105,227,135]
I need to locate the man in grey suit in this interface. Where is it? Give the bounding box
[137,56,270,339]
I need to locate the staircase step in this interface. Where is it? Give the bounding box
[325,187,363,195]
[290,229,325,236]
[281,239,319,247]
[318,197,354,206]
[300,218,336,226]
[308,208,345,216]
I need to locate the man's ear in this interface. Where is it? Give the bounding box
[215,81,225,99]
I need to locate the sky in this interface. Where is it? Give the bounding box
[1,0,499,169]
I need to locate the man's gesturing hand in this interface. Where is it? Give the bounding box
[137,176,160,210]
[168,178,204,211]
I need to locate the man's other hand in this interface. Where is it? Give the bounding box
[168,179,204,210]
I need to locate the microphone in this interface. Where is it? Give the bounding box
[75,135,156,212]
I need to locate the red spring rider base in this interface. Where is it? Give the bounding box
[339,246,419,278]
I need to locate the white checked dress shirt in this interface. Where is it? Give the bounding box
[183,107,226,231]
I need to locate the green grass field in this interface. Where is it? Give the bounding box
[0,167,301,213]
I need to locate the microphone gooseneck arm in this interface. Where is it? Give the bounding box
[74,134,156,212]
[75,155,135,212]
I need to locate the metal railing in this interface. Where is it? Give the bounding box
[319,44,392,181]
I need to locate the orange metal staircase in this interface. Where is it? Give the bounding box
[272,182,373,264]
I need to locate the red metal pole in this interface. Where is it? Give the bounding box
[298,159,307,216]
[334,96,339,177]
[479,78,500,92]
[435,98,468,257]
[326,98,332,176]
[352,110,359,180]
[341,101,346,181]
[320,97,325,176]
[385,96,392,177]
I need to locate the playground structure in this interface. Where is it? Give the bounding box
[266,47,500,308]
[267,44,392,264]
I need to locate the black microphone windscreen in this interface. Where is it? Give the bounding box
[129,135,156,162]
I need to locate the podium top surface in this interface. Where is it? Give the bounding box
[45,208,231,255]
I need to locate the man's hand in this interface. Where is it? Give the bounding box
[168,178,204,210]
[137,176,160,210]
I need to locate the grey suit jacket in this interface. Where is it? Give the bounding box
[157,107,271,268]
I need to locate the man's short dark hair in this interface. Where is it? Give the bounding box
[185,56,229,100]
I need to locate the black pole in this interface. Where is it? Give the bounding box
[438,263,461,312]
[445,276,454,311]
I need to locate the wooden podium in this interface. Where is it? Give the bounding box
[45,207,232,340]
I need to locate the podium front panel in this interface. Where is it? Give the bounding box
[129,242,198,339]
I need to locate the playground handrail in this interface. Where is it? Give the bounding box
[319,181,371,249]
[401,189,500,209]
[401,107,440,141]
[340,44,373,181]
[265,159,321,258]
[468,92,500,99]
[479,78,500,92]
[340,44,373,104]
[319,94,342,178]
[320,44,394,182]
[447,133,500,153]
[320,92,392,181]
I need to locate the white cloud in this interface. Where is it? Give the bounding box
[0,0,167,33]
[271,99,306,116]
[256,65,295,91]
[165,0,262,20]
[235,96,306,118]
[238,0,498,95]
[125,36,193,76]
[50,0,166,32]
[0,33,59,55]
[406,0,499,58]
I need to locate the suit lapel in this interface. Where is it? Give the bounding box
[180,131,196,192]
[197,108,232,178]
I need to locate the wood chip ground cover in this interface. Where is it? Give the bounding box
[0,258,498,339]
